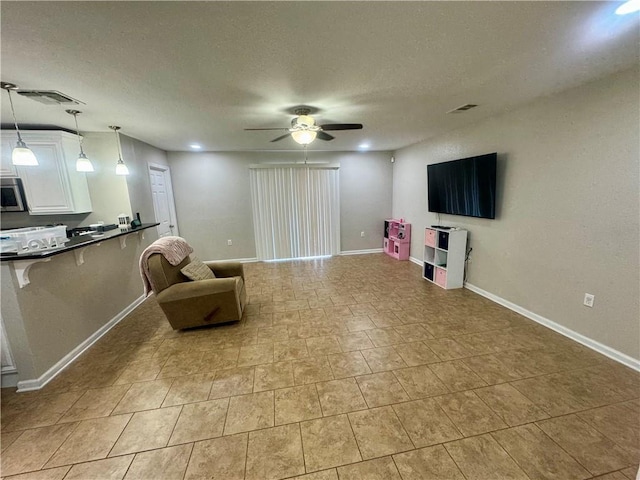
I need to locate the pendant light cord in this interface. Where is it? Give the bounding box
[114,128,123,161]
[71,113,86,155]
[6,89,25,143]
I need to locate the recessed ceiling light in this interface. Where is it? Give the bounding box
[358,143,370,151]
[189,144,202,150]
[616,0,640,14]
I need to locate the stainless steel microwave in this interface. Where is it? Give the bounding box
[1,178,28,212]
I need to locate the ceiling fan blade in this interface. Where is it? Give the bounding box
[320,123,363,131]
[245,127,289,131]
[271,133,292,142]
[316,131,335,141]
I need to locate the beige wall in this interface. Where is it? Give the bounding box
[1,134,168,385]
[392,67,640,359]
[339,152,393,251]
[1,233,151,382]
[167,150,393,261]
[82,133,132,226]
[0,132,131,230]
[122,135,170,232]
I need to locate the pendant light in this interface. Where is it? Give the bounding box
[109,125,129,175]
[1,82,38,166]
[66,110,94,172]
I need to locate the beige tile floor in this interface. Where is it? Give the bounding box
[1,254,639,480]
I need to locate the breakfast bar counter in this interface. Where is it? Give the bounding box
[1,223,159,288]
[1,223,159,261]
[1,223,159,391]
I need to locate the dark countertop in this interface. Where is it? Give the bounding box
[0,223,159,261]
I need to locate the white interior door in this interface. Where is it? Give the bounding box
[149,164,179,238]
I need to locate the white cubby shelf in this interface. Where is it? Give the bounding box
[423,227,468,289]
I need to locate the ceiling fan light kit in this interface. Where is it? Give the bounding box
[291,130,318,145]
[245,106,363,145]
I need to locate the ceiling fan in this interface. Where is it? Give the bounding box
[245,107,363,145]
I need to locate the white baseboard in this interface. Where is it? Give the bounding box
[16,294,146,392]
[1,369,18,388]
[409,256,422,266]
[464,282,640,372]
[209,257,258,263]
[340,248,384,255]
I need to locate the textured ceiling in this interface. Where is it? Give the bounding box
[1,1,638,152]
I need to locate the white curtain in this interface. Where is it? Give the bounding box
[249,166,340,260]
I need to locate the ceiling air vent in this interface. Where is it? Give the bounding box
[17,90,84,105]
[447,104,478,114]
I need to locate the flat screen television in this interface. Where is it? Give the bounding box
[427,153,497,219]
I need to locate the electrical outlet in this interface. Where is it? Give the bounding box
[227,239,233,246]
[360,231,365,237]
[583,293,595,307]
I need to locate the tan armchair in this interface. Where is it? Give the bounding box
[147,253,247,330]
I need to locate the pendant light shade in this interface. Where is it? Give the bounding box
[12,139,39,166]
[109,126,129,175]
[2,82,38,166]
[115,159,130,176]
[76,152,94,172]
[66,109,94,172]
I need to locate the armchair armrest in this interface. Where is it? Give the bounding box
[204,261,244,279]
[156,277,238,303]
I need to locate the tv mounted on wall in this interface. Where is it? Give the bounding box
[427,153,497,219]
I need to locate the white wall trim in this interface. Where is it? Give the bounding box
[411,255,639,371]
[1,371,18,388]
[465,282,640,372]
[409,256,422,266]
[0,314,18,387]
[340,248,384,255]
[16,294,146,392]
[206,257,259,263]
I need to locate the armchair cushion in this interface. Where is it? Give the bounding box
[181,257,216,281]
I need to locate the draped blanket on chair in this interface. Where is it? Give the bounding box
[139,236,193,296]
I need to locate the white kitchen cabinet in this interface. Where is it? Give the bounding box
[0,133,18,177]
[2,131,93,215]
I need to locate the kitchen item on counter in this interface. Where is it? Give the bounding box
[1,237,19,253]
[0,225,68,253]
[71,224,117,236]
[67,226,92,237]
[131,212,142,228]
[1,178,28,212]
[118,214,131,230]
